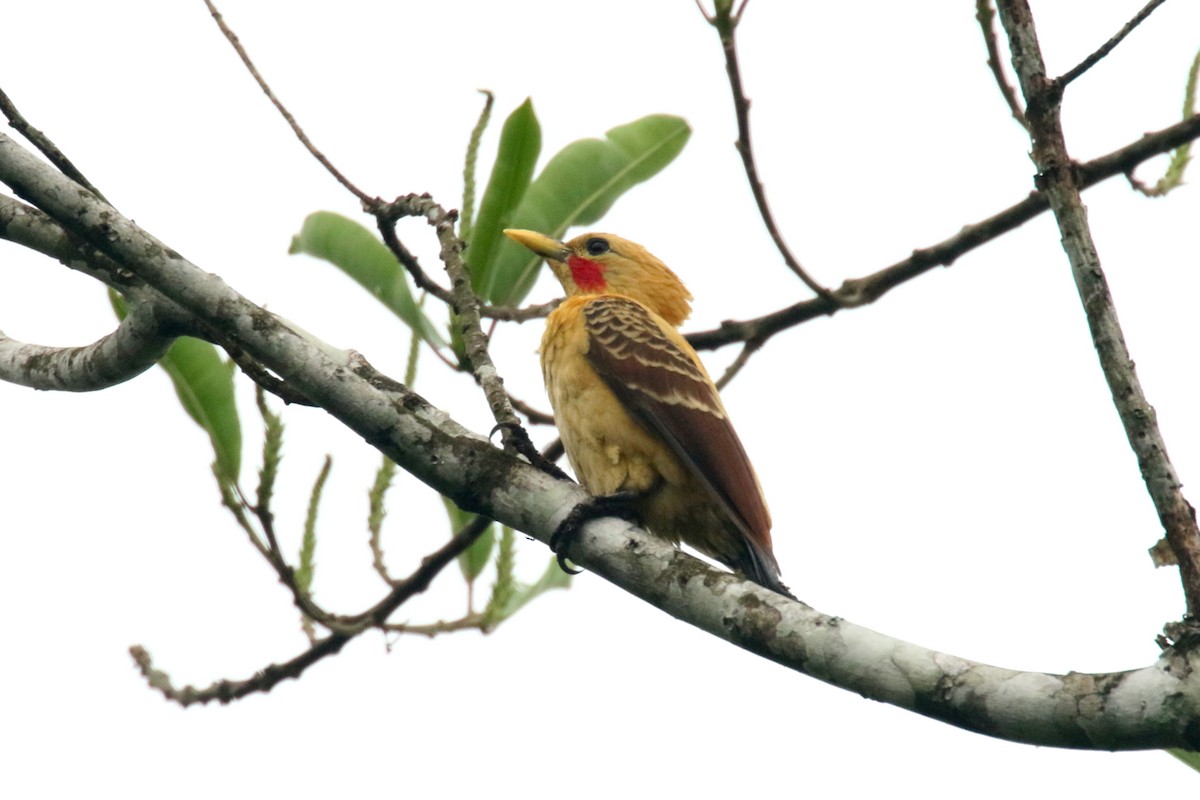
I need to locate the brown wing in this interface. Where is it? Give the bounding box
[581,296,775,563]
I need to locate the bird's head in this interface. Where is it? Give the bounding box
[503,229,693,326]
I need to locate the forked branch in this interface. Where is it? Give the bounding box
[995,0,1200,618]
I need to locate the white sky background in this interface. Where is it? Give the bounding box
[2,0,1200,796]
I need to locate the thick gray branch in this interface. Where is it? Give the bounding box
[0,195,181,390]
[3,130,1200,750]
[1,193,135,291]
[0,300,173,391]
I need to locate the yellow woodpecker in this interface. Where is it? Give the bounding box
[503,229,791,597]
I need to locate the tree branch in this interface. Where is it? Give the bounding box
[996,0,1200,617]
[685,110,1200,352]
[202,0,373,204]
[0,301,174,391]
[0,86,107,201]
[0,194,157,295]
[129,500,493,706]
[701,1,834,300]
[5,129,1200,748]
[975,0,1028,130]
[1056,0,1169,89]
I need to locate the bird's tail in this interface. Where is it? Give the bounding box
[738,540,796,600]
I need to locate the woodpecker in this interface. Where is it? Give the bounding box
[504,229,791,597]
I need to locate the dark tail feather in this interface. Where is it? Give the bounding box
[737,539,796,600]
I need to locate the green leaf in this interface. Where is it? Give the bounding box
[486,114,691,306]
[442,496,495,583]
[111,291,242,483]
[468,98,542,301]
[288,211,448,350]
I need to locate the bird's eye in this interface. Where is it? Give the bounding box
[585,237,610,256]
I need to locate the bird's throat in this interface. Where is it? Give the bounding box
[567,255,607,293]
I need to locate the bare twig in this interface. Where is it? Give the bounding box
[714,339,762,390]
[701,2,835,301]
[685,110,1200,352]
[482,297,561,322]
[0,86,108,201]
[385,613,488,637]
[507,393,555,426]
[375,220,458,305]
[997,0,1200,619]
[203,2,556,340]
[202,0,373,204]
[130,635,350,707]
[1057,0,1169,89]
[130,510,492,706]
[219,336,318,406]
[373,220,558,324]
[344,515,495,630]
[975,0,1028,130]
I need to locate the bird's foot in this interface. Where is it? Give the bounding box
[551,492,640,575]
[488,422,572,481]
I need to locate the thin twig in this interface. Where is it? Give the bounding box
[997,0,1200,620]
[975,0,1028,130]
[203,3,548,335]
[507,393,555,426]
[715,339,762,390]
[202,0,373,204]
[373,221,558,323]
[129,635,349,706]
[345,515,495,629]
[1057,0,1169,89]
[234,479,344,629]
[685,110,1200,352]
[384,613,488,637]
[702,2,835,301]
[375,220,457,306]
[205,7,549,333]
[0,86,108,201]
[220,335,318,406]
[130,511,492,706]
[482,297,561,322]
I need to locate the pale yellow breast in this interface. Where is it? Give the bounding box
[540,297,685,497]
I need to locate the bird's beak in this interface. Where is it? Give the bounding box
[504,229,571,262]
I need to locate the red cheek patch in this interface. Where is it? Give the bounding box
[567,255,607,292]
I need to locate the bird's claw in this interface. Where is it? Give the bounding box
[550,492,639,575]
[555,552,584,575]
[489,421,518,441]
